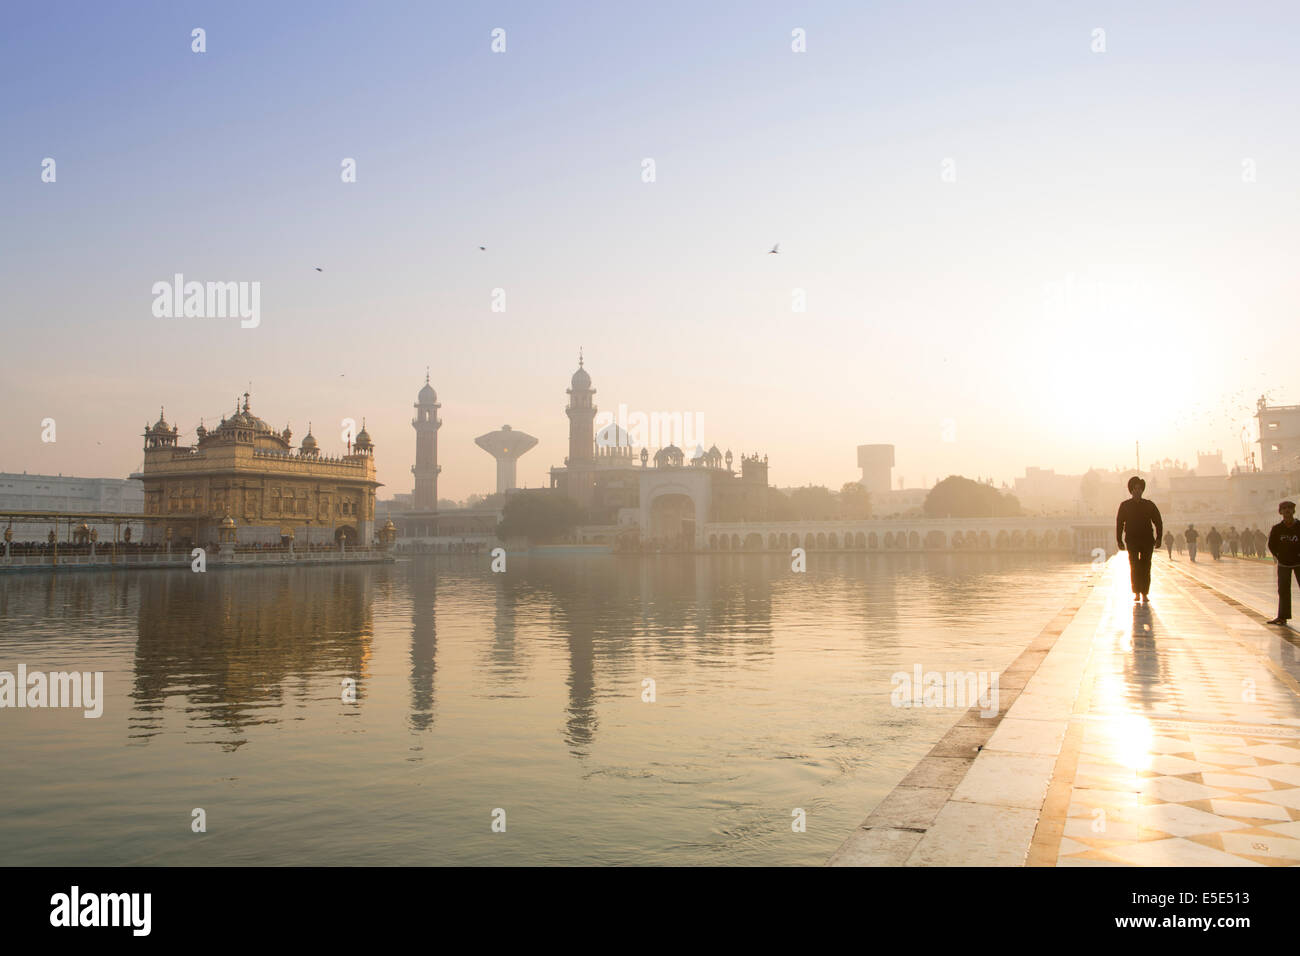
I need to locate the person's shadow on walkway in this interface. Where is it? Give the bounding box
[1124,603,1165,712]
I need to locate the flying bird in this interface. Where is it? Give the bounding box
[314,267,323,272]
[768,243,780,254]
[479,246,486,251]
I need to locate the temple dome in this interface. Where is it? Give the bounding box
[654,444,685,467]
[354,420,373,452]
[232,411,271,432]
[418,382,437,404]
[595,422,632,448]
[225,395,272,434]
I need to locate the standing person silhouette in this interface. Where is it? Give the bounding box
[1116,476,1163,604]
[1267,501,1300,626]
[1185,524,1199,562]
[1164,530,1175,559]
[1207,527,1223,561]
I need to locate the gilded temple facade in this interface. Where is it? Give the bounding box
[132,395,381,548]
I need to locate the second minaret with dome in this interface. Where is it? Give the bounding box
[412,371,442,511]
[566,350,596,467]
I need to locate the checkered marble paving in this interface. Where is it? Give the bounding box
[1050,560,1300,866]
[1058,721,1300,865]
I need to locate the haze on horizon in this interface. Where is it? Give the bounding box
[2,1,1296,501]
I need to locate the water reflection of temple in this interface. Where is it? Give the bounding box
[504,556,779,756]
[132,567,377,747]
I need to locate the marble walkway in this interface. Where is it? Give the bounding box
[829,552,1300,866]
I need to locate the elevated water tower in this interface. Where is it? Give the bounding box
[475,425,539,494]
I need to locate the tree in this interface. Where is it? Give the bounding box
[923,475,1020,518]
[790,485,837,520]
[765,487,795,520]
[496,491,582,543]
[1080,470,1106,515]
[839,481,872,519]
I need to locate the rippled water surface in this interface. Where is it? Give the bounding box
[0,554,1090,865]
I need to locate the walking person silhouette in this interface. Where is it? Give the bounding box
[1116,476,1163,604]
[1207,527,1223,561]
[1266,501,1300,626]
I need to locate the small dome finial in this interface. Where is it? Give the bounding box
[578,346,583,368]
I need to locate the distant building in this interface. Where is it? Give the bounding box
[856,445,894,499]
[1229,470,1294,515]
[1257,396,1300,472]
[1164,452,1230,513]
[546,354,770,545]
[0,472,143,541]
[0,472,143,513]
[1145,458,1191,498]
[131,395,381,547]
[1167,474,1231,514]
[852,445,931,514]
[877,487,928,514]
[1194,450,1227,477]
[1013,467,1083,514]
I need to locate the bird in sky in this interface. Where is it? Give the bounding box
[479,246,486,251]
[768,243,780,254]
[314,267,323,272]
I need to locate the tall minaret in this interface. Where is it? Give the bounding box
[564,351,597,508]
[412,370,442,510]
[566,350,596,465]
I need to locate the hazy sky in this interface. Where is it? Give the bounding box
[3,1,1297,499]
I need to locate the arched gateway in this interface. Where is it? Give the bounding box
[637,470,712,549]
